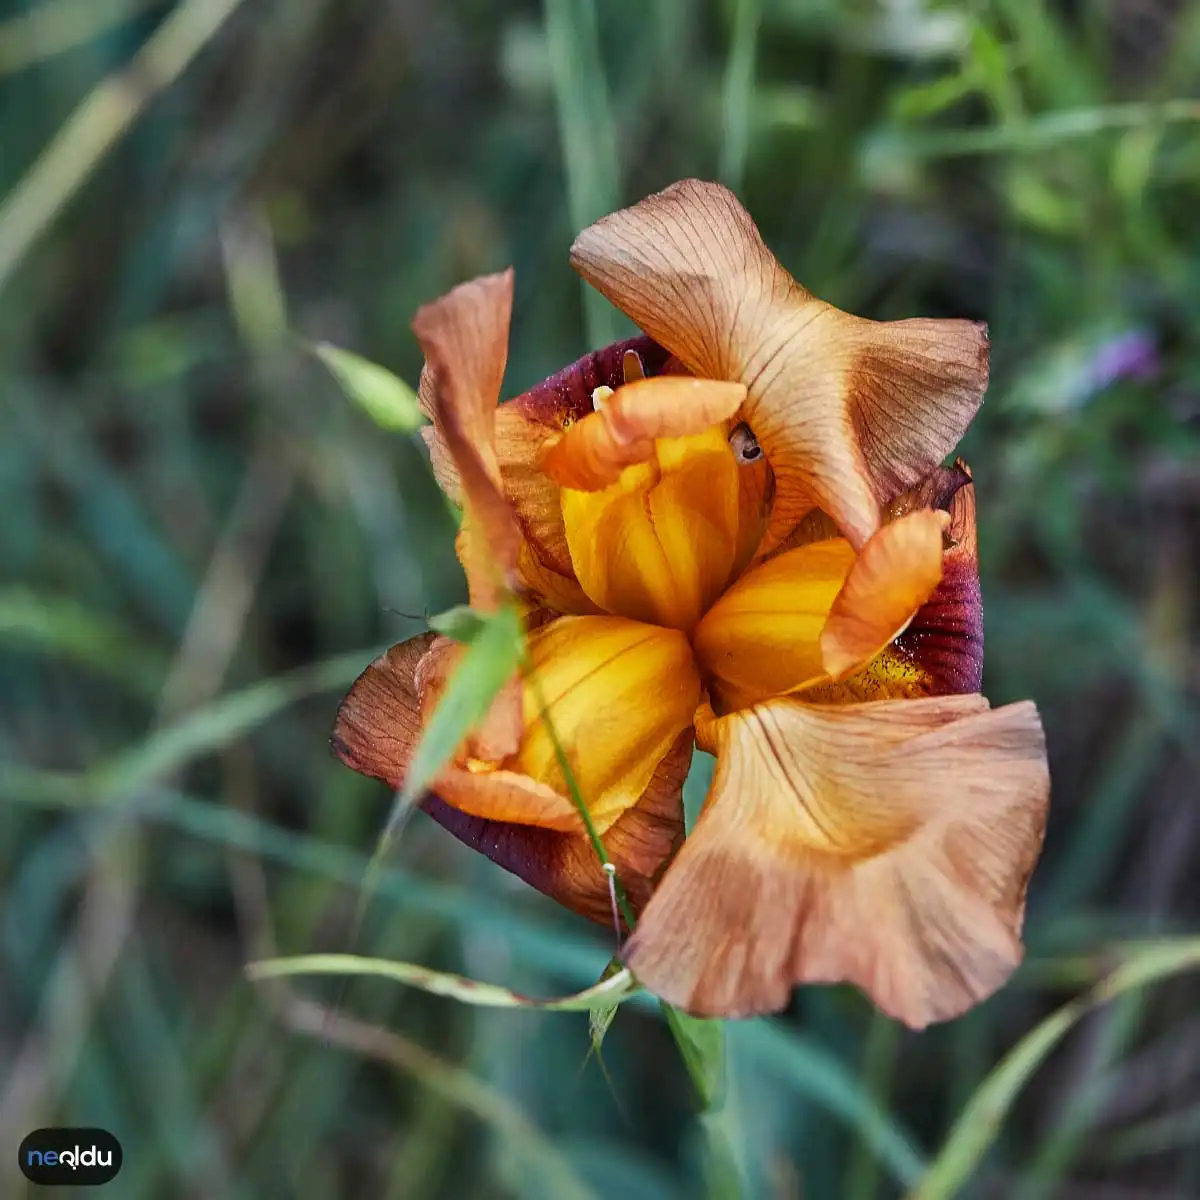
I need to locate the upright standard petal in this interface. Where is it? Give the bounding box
[560,427,748,631]
[330,632,690,924]
[571,180,988,551]
[623,695,1049,1028]
[412,270,522,608]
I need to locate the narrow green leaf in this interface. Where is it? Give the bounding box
[400,603,523,809]
[662,1002,726,1110]
[542,0,621,347]
[0,587,165,694]
[313,342,424,433]
[427,604,487,644]
[246,953,637,1012]
[915,939,1200,1199]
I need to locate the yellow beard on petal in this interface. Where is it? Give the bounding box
[560,428,743,631]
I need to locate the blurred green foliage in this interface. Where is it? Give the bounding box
[2,0,1199,1196]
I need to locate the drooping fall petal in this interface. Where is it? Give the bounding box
[330,631,690,924]
[540,376,746,491]
[623,695,1049,1027]
[570,179,988,551]
[803,463,983,703]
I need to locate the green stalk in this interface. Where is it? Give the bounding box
[520,649,636,931]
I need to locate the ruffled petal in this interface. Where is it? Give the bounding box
[623,695,1049,1027]
[330,632,689,924]
[571,179,988,551]
[541,376,746,491]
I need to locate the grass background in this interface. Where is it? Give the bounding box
[2,0,1199,1196]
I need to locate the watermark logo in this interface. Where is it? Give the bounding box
[18,1129,122,1187]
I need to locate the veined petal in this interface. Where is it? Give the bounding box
[803,463,983,703]
[819,508,947,679]
[624,695,1050,1027]
[562,428,743,630]
[541,377,746,491]
[412,270,522,608]
[331,632,436,787]
[516,616,701,832]
[693,539,856,712]
[571,180,988,551]
[330,633,689,924]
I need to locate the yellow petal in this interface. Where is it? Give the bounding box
[515,615,701,832]
[571,180,987,551]
[561,428,743,630]
[332,632,688,925]
[624,695,1050,1027]
[693,539,856,711]
[819,508,948,679]
[412,271,522,607]
[541,376,746,491]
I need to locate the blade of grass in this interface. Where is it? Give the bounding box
[542,0,621,347]
[0,0,253,294]
[246,953,636,1012]
[914,939,1200,1199]
[718,0,760,190]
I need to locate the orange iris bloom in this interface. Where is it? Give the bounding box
[333,180,1050,1028]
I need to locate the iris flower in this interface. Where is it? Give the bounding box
[333,180,1050,1028]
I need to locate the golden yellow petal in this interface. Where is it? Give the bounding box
[571,180,988,551]
[412,271,522,607]
[333,630,689,925]
[561,428,743,630]
[693,538,856,712]
[516,615,701,832]
[818,508,948,680]
[540,377,747,491]
[625,695,1050,1027]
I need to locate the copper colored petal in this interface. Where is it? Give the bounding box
[412,270,522,607]
[571,180,988,551]
[331,633,436,787]
[624,695,1049,1027]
